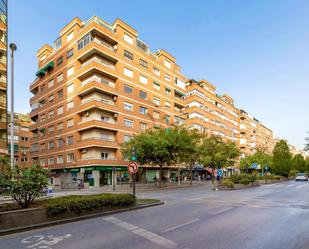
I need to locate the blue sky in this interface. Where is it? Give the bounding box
[8,0,309,150]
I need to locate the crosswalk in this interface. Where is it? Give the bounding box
[261,181,308,189]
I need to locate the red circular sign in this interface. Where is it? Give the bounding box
[128,161,138,175]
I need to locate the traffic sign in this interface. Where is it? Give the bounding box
[217,169,223,177]
[128,161,138,175]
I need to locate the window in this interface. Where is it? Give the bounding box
[139,59,148,69]
[139,75,148,84]
[153,111,160,119]
[57,155,64,164]
[66,48,74,59]
[153,97,160,106]
[57,56,63,66]
[101,152,109,160]
[67,153,74,163]
[67,136,74,145]
[124,135,133,142]
[165,115,171,125]
[124,68,133,78]
[48,110,54,119]
[139,106,147,115]
[78,33,92,50]
[48,126,54,134]
[164,60,171,68]
[40,143,46,151]
[67,101,74,111]
[153,67,160,76]
[21,157,28,162]
[48,95,54,103]
[165,87,171,95]
[48,79,54,88]
[165,101,171,108]
[124,119,133,128]
[40,159,46,167]
[54,37,62,50]
[101,116,110,122]
[48,157,55,165]
[67,84,74,94]
[124,102,133,111]
[57,89,63,98]
[139,90,147,100]
[57,73,63,83]
[164,74,171,81]
[124,85,133,94]
[124,50,133,60]
[153,81,160,91]
[140,123,147,130]
[124,33,133,45]
[67,119,74,128]
[67,67,74,77]
[67,31,74,42]
[48,141,54,149]
[57,122,63,131]
[57,106,63,115]
[57,138,64,148]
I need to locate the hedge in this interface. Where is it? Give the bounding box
[0,193,136,215]
[230,174,257,185]
[221,179,234,189]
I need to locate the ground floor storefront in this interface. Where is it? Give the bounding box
[49,165,237,190]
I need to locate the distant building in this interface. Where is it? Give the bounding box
[8,112,32,167]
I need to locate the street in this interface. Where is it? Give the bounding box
[1,180,309,249]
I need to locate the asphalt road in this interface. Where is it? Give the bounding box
[1,180,309,249]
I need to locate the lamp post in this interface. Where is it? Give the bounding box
[9,43,17,171]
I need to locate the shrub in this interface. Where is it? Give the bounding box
[222,179,234,189]
[45,193,136,216]
[230,174,241,184]
[230,174,257,185]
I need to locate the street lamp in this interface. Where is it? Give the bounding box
[9,43,17,171]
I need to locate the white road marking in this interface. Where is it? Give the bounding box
[285,184,294,188]
[163,218,200,233]
[295,184,307,189]
[21,234,71,249]
[103,216,178,249]
[273,184,284,188]
[210,206,234,215]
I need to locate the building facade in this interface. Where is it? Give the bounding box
[184,79,239,142]
[8,112,32,167]
[29,16,187,188]
[0,0,7,155]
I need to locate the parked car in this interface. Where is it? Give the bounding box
[295,173,308,181]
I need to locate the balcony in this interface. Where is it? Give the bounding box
[77,119,120,131]
[77,137,119,149]
[76,158,122,167]
[78,55,117,80]
[78,97,118,114]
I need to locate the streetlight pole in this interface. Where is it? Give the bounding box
[9,43,17,171]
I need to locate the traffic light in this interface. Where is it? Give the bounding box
[131,146,137,161]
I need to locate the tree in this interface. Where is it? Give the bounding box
[121,127,173,187]
[166,126,201,185]
[199,136,239,183]
[272,140,292,177]
[291,154,306,173]
[240,151,272,172]
[1,165,48,208]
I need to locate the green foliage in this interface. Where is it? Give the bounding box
[291,154,306,173]
[272,140,292,177]
[0,193,136,214]
[0,165,48,208]
[221,179,234,189]
[230,174,257,185]
[289,169,299,177]
[240,151,272,170]
[43,193,136,216]
[199,136,239,172]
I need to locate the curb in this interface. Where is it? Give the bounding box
[0,201,164,236]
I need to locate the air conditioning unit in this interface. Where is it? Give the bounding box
[113,96,117,102]
[81,149,87,154]
[113,113,118,118]
[113,45,117,51]
[86,111,90,117]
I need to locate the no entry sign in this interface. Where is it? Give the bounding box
[128,161,138,175]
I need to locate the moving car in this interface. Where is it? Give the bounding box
[295,173,308,181]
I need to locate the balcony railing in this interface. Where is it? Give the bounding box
[81,57,115,70]
[81,97,114,106]
[80,136,115,142]
[93,37,114,51]
[81,75,115,88]
[78,157,116,161]
[78,118,117,125]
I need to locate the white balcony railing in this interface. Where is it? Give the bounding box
[81,57,115,70]
[81,97,114,106]
[81,75,115,88]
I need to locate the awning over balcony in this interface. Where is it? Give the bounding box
[174,89,185,96]
[42,61,54,71]
[35,61,55,77]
